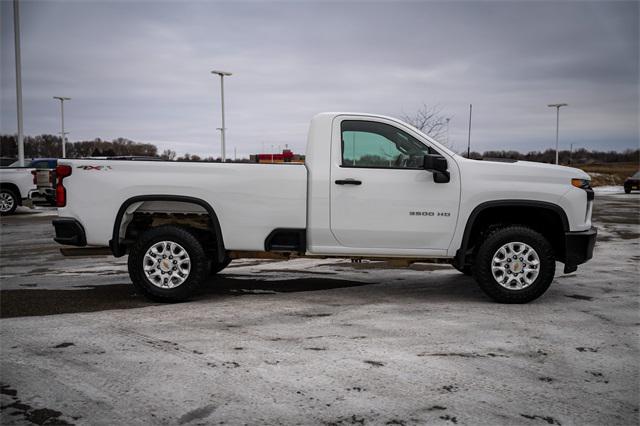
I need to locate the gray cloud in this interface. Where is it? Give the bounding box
[1,0,638,157]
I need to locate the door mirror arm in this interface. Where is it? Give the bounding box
[423,154,450,183]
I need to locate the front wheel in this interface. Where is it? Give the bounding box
[128,225,208,302]
[624,186,631,194]
[0,188,18,215]
[473,226,555,303]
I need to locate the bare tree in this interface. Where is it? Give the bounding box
[401,104,449,145]
[160,149,176,160]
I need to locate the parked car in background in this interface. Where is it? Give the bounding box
[7,158,58,169]
[0,157,17,167]
[7,158,58,206]
[0,166,37,214]
[623,171,640,194]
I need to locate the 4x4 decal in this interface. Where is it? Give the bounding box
[77,165,112,171]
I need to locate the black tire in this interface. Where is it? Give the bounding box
[624,186,631,194]
[0,188,18,215]
[128,225,208,302]
[473,225,555,304]
[210,256,232,275]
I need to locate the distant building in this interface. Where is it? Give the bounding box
[250,149,305,164]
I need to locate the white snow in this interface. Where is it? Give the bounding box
[593,185,624,193]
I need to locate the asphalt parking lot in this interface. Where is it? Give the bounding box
[1,192,638,425]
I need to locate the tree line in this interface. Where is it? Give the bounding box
[0,134,157,159]
[0,133,637,165]
[0,134,248,162]
[462,148,639,165]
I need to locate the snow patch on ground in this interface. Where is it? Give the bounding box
[593,185,623,193]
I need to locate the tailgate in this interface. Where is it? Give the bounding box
[35,169,54,189]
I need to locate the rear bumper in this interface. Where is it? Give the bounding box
[53,218,87,246]
[624,181,639,190]
[563,227,597,273]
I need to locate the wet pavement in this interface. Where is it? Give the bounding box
[0,192,638,425]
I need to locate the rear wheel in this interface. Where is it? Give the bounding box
[473,226,555,303]
[0,188,18,215]
[128,225,208,302]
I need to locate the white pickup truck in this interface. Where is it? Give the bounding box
[0,167,37,214]
[53,113,596,303]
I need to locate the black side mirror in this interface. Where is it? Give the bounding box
[423,154,450,183]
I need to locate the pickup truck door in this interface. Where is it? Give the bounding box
[329,117,460,251]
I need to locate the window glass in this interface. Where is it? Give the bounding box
[341,120,432,168]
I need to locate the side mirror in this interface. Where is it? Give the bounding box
[423,154,447,173]
[423,154,450,183]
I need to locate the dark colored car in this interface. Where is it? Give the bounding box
[624,171,640,194]
[0,157,17,167]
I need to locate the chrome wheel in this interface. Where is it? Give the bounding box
[491,241,540,290]
[143,241,191,288]
[0,191,15,213]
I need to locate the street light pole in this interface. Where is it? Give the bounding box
[467,104,472,158]
[13,0,24,166]
[548,103,568,165]
[211,70,232,162]
[445,117,451,147]
[569,143,573,165]
[53,96,71,158]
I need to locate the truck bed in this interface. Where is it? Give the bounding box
[59,160,307,250]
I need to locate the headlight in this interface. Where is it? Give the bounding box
[571,178,591,189]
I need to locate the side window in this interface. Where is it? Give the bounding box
[341,120,432,169]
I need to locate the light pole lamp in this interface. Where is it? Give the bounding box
[211,70,232,162]
[53,96,71,158]
[548,103,568,165]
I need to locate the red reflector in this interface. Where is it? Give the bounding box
[55,165,72,207]
[56,185,66,207]
[31,170,37,185]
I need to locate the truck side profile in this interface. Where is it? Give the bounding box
[53,113,597,303]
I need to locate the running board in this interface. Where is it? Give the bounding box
[60,247,112,257]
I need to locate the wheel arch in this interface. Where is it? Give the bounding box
[0,183,22,205]
[455,200,569,268]
[110,195,225,262]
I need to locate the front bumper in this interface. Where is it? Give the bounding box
[563,227,597,273]
[53,218,87,246]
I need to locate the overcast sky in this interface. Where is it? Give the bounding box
[1,0,638,157]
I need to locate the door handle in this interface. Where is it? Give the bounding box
[335,179,362,185]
